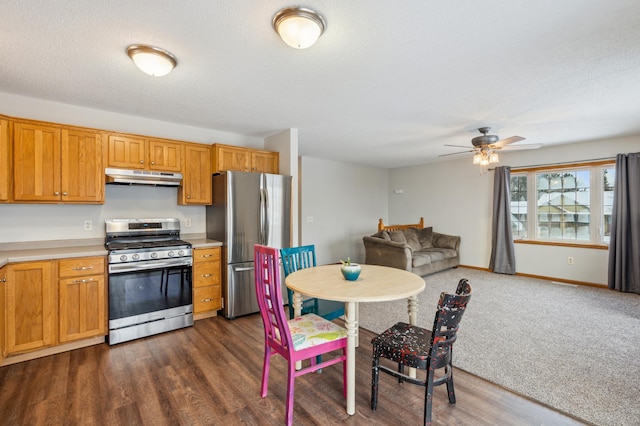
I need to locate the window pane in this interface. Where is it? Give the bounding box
[603,167,615,243]
[535,170,591,241]
[510,174,527,238]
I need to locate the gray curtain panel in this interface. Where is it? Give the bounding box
[607,152,640,294]
[489,166,516,274]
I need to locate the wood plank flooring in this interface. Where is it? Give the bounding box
[0,314,588,425]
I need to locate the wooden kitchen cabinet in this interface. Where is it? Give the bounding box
[0,266,6,362]
[58,257,106,343]
[178,143,212,205]
[192,247,222,319]
[4,260,57,355]
[212,144,279,174]
[107,133,182,172]
[0,118,10,202]
[12,121,104,203]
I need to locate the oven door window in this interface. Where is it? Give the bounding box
[109,265,192,320]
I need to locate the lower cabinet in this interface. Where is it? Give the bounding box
[58,257,106,343]
[4,261,57,355]
[0,266,6,362]
[193,247,222,319]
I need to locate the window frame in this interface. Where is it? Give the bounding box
[510,160,614,249]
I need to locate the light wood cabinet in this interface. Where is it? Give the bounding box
[0,118,10,202]
[192,247,222,319]
[4,261,57,355]
[107,134,182,172]
[178,144,212,205]
[12,121,104,203]
[212,144,279,174]
[58,257,106,343]
[0,266,6,362]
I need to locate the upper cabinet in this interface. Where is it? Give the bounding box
[0,118,10,202]
[178,144,211,205]
[107,134,182,172]
[212,144,279,174]
[12,121,104,204]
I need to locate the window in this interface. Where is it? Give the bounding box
[510,162,614,245]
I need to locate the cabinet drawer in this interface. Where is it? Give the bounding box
[59,257,105,278]
[194,285,222,313]
[194,261,221,287]
[194,247,220,261]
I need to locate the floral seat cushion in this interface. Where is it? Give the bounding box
[288,313,347,351]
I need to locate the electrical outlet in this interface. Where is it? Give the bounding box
[83,220,93,231]
[185,218,192,228]
[567,256,574,265]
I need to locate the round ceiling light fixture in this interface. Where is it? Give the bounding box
[126,44,177,76]
[272,6,326,49]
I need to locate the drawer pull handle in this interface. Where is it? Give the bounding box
[72,278,95,283]
[202,298,213,303]
[201,273,212,278]
[72,266,94,271]
[0,278,6,283]
[202,254,212,258]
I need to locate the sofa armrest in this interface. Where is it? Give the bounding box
[432,232,461,252]
[362,236,412,271]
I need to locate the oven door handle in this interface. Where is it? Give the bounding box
[108,258,192,274]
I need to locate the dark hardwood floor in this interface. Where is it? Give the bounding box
[0,314,587,425]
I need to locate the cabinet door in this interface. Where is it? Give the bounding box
[252,151,279,174]
[58,274,106,343]
[5,261,56,354]
[13,122,62,201]
[61,128,104,203]
[148,139,182,172]
[213,145,250,173]
[0,119,9,201]
[107,134,146,169]
[179,144,211,205]
[0,266,6,361]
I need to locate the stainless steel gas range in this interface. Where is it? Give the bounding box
[105,218,193,345]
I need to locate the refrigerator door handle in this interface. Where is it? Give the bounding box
[263,186,270,245]
[233,266,254,272]
[259,187,265,245]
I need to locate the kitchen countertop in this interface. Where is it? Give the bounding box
[0,235,222,268]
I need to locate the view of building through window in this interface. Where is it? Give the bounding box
[510,164,615,244]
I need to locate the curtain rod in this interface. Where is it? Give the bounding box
[490,156,616,172]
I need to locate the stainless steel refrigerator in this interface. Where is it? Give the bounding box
[206,171,292,319]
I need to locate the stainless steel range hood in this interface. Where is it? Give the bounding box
[105,168,182,187]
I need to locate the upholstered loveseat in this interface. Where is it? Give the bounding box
[363,217,460,277]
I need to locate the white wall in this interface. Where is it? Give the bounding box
[299,156,388,266]
[388,134,640,285]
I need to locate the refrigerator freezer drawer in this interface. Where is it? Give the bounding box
[225,262,260,319]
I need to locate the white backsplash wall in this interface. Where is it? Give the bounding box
[0,185,206,243]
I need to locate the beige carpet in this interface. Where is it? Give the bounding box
[357,267,640,426]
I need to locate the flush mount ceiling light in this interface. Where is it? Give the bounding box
[272,6,326,49]
[126,44,177,76]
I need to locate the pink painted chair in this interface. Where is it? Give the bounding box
[254,244,347,426]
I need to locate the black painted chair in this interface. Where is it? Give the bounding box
[370,279,472,426]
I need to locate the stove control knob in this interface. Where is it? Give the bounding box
[178,250,185,256]
[132,254,140,260]
[150,252,158,259]
[168,251,175,257]
[120,255,128,262]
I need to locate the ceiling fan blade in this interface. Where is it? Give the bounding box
[493,136,525,148]
[438,149,475,157]
[500,143,543,151]
[444,144,475,149]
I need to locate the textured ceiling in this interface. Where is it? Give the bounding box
[1,1,639,168]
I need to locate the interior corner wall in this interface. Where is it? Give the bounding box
[387,134,640,285]
[299,156,388,266]
[265,129,299,247]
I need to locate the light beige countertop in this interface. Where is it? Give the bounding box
[0,235,222,268]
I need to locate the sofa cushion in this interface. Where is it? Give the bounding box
[418,227,433,249]
[388,230,407,244]
[418,248,458,262]
[412,252,433,267]
[372,230,391,240]
[404,228,422,252]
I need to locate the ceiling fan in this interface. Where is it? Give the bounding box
[440,127,542,166]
